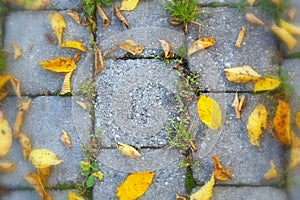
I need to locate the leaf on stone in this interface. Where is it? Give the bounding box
[49,12,66,45]
[264,160,278,180]
[94,48,105,76]
[116,171,155,200]
[45,33,58,45]
[279,19,300,36]
[245,13,265,26]
[67,10,81,24]
[68,191,85,200]
[274,99,291,146]
[114,6,129,29]
[11,42,22,61]
[38,167,52,185]
[19,132,32,160]
[272,24,297,50]
[120,40,144,55]
[39,57,77,73]
[117,142,141,158]
[232,92,240,119]
[187,38,215,56]
[120,0,139,11]
[158,39,172,58]
[254,78,281,92]
[97,5,110,27]
[224,66,261,83]
[0,162,16,173]
[29,149,63,169]
[0,111,13,158]
[13,100,31,138]
[24,172,52,200]
[60,130,71,150]
[289,132,300,169]
[212,156,232,181]
[61,40,87,52]
[235,26,246,48]
[197,95,222,130]
[60,71,73,95]
[246,104,268,147]
[0,75,12,100]
[9,76,21,100]
[76,101,88,110]
[176,193,186,200]
[296,111,300,130]
[8,0,50,10]
[190,173,215,200]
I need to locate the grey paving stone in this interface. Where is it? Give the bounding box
[93,149,186,200]
[47,0,81,10]
[187,7,279,92]
[0,96,91,188]
[288,164,300,200]
[4,11,92,96]
[1,189,75,200]
[94,59,179,148]
[191,93,286,185]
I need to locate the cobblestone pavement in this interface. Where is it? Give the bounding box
[1,0,300,199]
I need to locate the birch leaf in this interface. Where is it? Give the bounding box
[274,99,291,146]
[187,38,215,56]
[29,149,63,169]
[246,13,265,26]
[212,156,232,181]
[120,0,139,11]
[9,76,21,100]
[114,6,129,29]
[24,173,52,200]
[61,40,87,52]
[38,167,52,185]
[117,142,141,158]
[264,160,278,180]
[0,75,12,89]
[67,10,81,24]
[0,162,16,173]
[120,40,144,55]
[68,191,85,200]
[12,42,22,61]
[224,66,261,83]
[0,111,13,158]
[254,78,281,92]
[190,173,215,200]
[76,101,88,110]
[60,71,73,95]
[235,26,246,48]
[19,132,32,160]
[39,57,76,72]
[49,13,66,45]
[97,5,110,27]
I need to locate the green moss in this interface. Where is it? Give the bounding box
[185,168,197,195]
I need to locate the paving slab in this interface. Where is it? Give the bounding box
[93,149,186,200]
[95,59,179,148]
[4,11,92,96]
[187,7,279,92]
[0,96,91,188]
[1,189,75,200]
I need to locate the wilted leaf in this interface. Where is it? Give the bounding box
[61,40,87,52]
[120,40,144,55]
[117,142,141,158]
[67,10,81,24]
[274,99,291,146]
[29,149,63,169]
[212,156,232,181]
[9,76,21,100]
[187,38,215,56]
[254,78,281,92]
[39,57,76,72]
[116,171,155,200]
[120,0,139,11]
[245,13,265,26]
[45,33,58,45]
[0,111,13,158]
[76,101,88,110]
[224,65,261,83]
[272,24,297,50]
[60,130,71,149]
[13,100,31,138]
[197,95,222,130]
[94,48,105,76]
[289,132,300,169]
[232,92,240,119]
[0,162,16,173]
[158,39,172,58]
[247,104,268,147]
[19,132,32,160]
[235,26,246,48]
[49,13,66,45]
[68,191,84,200]
[190,173,215,200]
[264,160,278,180]
[271,0,281,6]
[38,167,51,185]
[60,71,73,95]
[24,173,52,200]
[114,6,129,29]
[97,5,110,27]
[8,0,50,10]
[11,42,22,61]
[296,111,300,130]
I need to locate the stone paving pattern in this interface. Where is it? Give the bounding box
[1,0,300,199]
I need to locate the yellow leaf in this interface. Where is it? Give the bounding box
[60,71,73,95]
[158,39,172,58]
[38,167,52,185]
[289,132,300,169]
[94,48,105,76]
[0,75,12,89]
[187,38,215,56]
[97,5,110,27]
[212,156,232,181]
[24,173,52,200]
[0,162,16,173]
[116,171,155,200]
[8,0,50,10]
[235,25,246,48]
[29,149,63,169]
[67,11,81,24]
[245,13,265,26]
[224,65,261,83]
[60,130,71,150]
[19,132,32,160]
[254,78,281,92]
[120,40,144,55]
[13,100,31,138]
[11,42,22,61]
[272,24,297,50]
[176,193,186,200]
[296,111,300,130]
[9,76,21,100]
[120,0,139,11]
[280,19,300,36]
[232,92,240,119]
[68,191,85,200]
[264,160,278,180]
[61,40,87,52]
[0,111,13,158]
[197,95,222,130]
[49,13,66,45]
[274,99,291,146]
[246,104,268,147]
[39,57,77,73]
[190,173,215,200]
[272,0,281,6]
[117,142,141,158]
[92,171,104,180]
[76,101,88,110]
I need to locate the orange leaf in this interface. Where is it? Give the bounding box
[212,156,232,181]
[274,99,291,146]
[61,40,87,52]
[187,38,215,56]
[295,111,300,130]
[13,100,31,138]
[120,40,144,55]
[39,57,76,73]
[49,12,66,45]
[38,167,52,185]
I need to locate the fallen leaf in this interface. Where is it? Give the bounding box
[11,42,22,61]
[232,92,240,119]
[13,100,31,138]
[190,173,215,200]
[224,65,261,83]
[187,38,215,56]
[246,104,268,147]
[94,48,105,76]
[116,171,155,200]
[0,75,12,100]
[114,6,129,29]
[289,132,300,169]
[68,191,85,200]
[272,24,297,50]
[29,149,63,169]
[158,39,172,58]
[61,40,87,52]
[8,0,50,10]
[45,33,58,45]
[76,101,88,110]
[9,76,21,100]
[279,19,300,36]
[245,13,265,26]
[247,0,257,6]
[254,78,281,92]
[274,99,291,146]
[67,10,81,24]
[271,0,281,6]
[38,167,52,185]
[120,40,144,55]
[296,111,300,130]
[60,71,73,95]
[239,95,246,112]
[97,5,110,27]
[120,0,139,11]
[73,52,81,63]
[212,156,232,181]
[39,57,77,72]
[19,132,32,160]
[49,12,66,45]
[235,26,246,48]
[0,162,16,173]
[117,142,141,158]
[60,130,71,149]
[264,160,278,180]
[197,95,222,130]
[0,111,13,158]
[24,173,52,200]
[288,7,296,21]
[176,193,186,200]
[189,141,198,152]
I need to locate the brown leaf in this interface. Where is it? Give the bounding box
[60,71,73,95]
[60,130,71,149]
[94,48,105,76]
[114,6,129,29]
[117,142,141,158]
[61,40,87,52]
[12,42,22,61]
[67,10,81,24]
[44,33,58,45]
[212,156,232,181]
[103,39,119,57]
[24,173,52,200]
[239,95,246,111]
[158,39,172,58]
[189,141,198,152]
[13,100,31,138]
[97,5,110,27]
[176,193,186,200]
[232,92,240,119]
[9,76,21,100]
[0,162,16,173]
